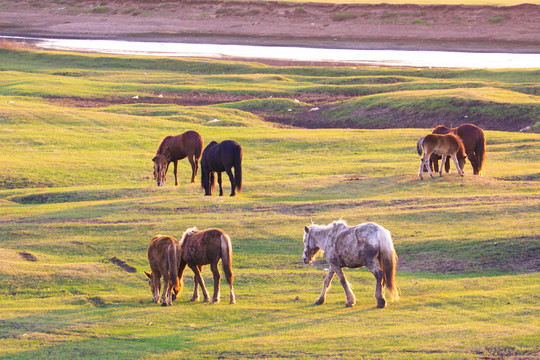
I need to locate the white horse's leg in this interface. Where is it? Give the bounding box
[333,267,356,307]
[439,155,447,177]
[315,269,335,305]
[366,260,386,308]
[451,155,464,176]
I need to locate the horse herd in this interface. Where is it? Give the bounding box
[146,124,486,308]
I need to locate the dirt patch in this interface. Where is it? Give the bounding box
[19,252,37,262]
[109,256,137,273]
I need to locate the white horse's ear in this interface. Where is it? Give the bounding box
[304,226,309,233]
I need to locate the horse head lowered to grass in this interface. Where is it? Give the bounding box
[303,220,399,308]
[152,130,203,186]
[417,133,466,180]
[145,235,182,306]
[430,124,486,176]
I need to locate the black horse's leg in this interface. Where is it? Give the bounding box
[444,156,451,173]
[173,160,179,186]
[206,172,214,196]
[217,172,224,196]
[225,168,236,196]
[430,153,439,173]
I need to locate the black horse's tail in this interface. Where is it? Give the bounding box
[233,144,243,193]
[416,137,425,156]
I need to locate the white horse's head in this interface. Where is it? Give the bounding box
[302,225,320,264]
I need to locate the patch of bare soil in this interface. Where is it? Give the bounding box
[19,252,37,262]
[109,256,137,273]
[45,92,346,108]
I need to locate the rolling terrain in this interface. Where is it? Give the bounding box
[0,47,539,359]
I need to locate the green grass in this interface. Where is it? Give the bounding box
[0,49,539,359]
[1,49,539,131]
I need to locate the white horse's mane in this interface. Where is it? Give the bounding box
[311,219,348,230]
[180,227,198,243]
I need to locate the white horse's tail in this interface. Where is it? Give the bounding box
[378,228,400,301]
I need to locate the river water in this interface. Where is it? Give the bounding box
[5,36,540,69]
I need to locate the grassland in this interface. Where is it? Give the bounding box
[0,48,539,359]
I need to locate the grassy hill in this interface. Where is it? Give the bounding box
[0,48,539,359]
[1,47,539,132]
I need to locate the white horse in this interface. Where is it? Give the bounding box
[303,220,399,308]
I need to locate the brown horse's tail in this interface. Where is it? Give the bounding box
[416,137,425,156]
[220,234,234,285]
[475,132,486,175]
[194,135,203,161]
[379,228,399,302]
[167,243,181,294]
[233,144,243,193]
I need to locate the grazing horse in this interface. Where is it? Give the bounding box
[303,220,399,308]
[430,124,486,175]
[153,130,203,186]
[178,227,236,304]
[201,140,243,196]
[144,235,182,306]
[417,133,466,180]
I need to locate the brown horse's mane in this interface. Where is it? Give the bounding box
[180,226,199,244]
[156,135,173,155]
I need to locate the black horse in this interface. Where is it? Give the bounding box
[201,140,243,196]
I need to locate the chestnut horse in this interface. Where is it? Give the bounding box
[201,140,243,196]
[417,133,466,180]
[178,227,236,304]
[144,235,182,306]
[153,130,203,186]
[430,124,486,175]
[303,220,399,308]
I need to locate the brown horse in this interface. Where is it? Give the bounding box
[200,140,243,196]
[144,235,182,306]
[430,124,486,175]
[178,227,236,304]
[153,130,203,186]
[417,133,466,180]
